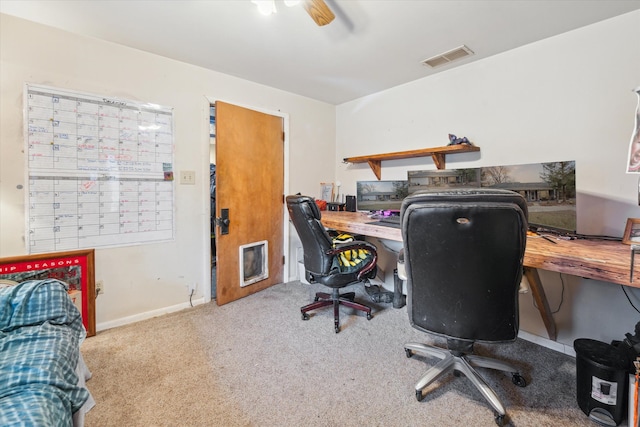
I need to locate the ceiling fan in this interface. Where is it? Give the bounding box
[302,0,335,26]
[252,0,335,26]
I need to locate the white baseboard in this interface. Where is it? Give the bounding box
[95,297,206,332]
[518,330,576,357]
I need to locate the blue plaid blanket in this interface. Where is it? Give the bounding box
[0,279,90,427]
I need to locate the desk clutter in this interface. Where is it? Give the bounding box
[327,202,345,211]
[314,199,347,212]
[319,181,345,211]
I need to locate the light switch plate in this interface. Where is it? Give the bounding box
[180,170,195,185]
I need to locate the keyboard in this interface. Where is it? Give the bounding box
[369,216,401,228]
[380,216,400,225]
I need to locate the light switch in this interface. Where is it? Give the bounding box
[180,170,196,185]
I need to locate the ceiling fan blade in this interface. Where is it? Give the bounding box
[303,0,335,26]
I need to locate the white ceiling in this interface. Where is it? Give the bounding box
[2,0,639,105]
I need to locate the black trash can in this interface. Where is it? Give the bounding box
[574,339,629,426]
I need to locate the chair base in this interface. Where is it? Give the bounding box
[301,288,372,333]
[404,342,526,425]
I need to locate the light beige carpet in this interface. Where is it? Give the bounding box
[81,281,587,426]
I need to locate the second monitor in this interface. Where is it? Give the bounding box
[356,180,409,213]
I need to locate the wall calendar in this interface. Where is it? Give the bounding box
[24,84,175,253]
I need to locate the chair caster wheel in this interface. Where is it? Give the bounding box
[334,325,340,333]
[366,313,372,320]
[405,348,413,358]
[512,373,527,387]
[415,390,423,402]
[302,312,310,321]
[314,296,320,302]
[494,413,505,426]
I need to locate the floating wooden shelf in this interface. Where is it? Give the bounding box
[343,144,480,180]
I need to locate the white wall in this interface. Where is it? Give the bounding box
[0,13,336,329]
[336,11,640,353]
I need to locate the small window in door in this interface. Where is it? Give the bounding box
[239,240,268,287]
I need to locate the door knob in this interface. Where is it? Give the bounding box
[215,208,230,235]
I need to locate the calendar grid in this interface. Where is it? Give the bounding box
[25,84,175,253]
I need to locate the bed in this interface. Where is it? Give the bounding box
[0,279,95,426]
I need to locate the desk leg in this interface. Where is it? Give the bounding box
[523,267,557,341]
[393,269,406,309]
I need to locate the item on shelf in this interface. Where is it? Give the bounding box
[447,133,471,146]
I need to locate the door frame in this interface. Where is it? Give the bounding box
[201,96,290,302]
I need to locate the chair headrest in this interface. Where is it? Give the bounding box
[286,195,321,219]
[402,188,528,218]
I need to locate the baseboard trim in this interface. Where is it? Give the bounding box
[518,330,576,357]
[95,297,206,332]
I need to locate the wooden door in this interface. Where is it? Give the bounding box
[214,102,284,305]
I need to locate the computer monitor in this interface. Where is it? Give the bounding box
[408,160,576,233]
[356,180,409,213]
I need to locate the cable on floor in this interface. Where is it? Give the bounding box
[622,285,640,314]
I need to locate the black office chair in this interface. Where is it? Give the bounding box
[286,195,377,333]
[400,189,528,426]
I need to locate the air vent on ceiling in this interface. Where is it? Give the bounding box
[422,45,474,68]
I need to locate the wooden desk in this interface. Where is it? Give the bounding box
[321,211,635,341]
